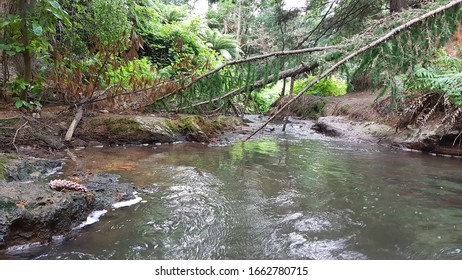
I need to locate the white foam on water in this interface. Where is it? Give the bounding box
[6,242,44,253]
[74,210,108,229]
[112,192,142,209]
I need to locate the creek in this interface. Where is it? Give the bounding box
[5,134,462,260]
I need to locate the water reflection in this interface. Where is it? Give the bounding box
[3,136,462,260]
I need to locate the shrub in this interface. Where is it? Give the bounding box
[293,76,347,96]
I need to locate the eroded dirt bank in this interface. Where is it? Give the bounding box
[0,104,245,158]
[270,91,462,157]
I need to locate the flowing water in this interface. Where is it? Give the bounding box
[4,135,462,260]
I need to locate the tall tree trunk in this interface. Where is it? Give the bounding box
[390,0,409,13]
[236,0,242,43]
[289,76,295,95]
[18,0,31,100]
[1,54,8,101]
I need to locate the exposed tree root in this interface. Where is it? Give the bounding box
[396,92,462,135]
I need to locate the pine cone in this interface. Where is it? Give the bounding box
[49,179,88,193]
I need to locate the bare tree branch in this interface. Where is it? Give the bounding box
[13,120,28,153]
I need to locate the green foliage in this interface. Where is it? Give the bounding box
[133,1,219,73]
[150,0,462,115]
[57,0,131,54]
[348,1,462,106]
[1,0,459,117]
[0,15,24,55]
[293,76,347,96]
[6,77,43,109]
[250,83,280,113]
[206,0,236,30]
[404,51,462,106]
[90,0,132,47]
[0,0,70,57]
[203,29,243,60]
[0,0,70,107]
[152,0,187,23]
[105,57,158,89]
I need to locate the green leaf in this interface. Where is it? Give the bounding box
[14,99,24,109]
[32,23,43,36]
[48,0,61,10]
[0,44,9,51]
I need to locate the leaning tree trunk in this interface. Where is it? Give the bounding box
[180,62,319,111]
[245,0,462,141]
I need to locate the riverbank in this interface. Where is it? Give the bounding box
[1,90,461,252]
[1,90,461,158]
[0,103,245,158]
[270,91,462,157]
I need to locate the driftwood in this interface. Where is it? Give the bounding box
[64,105,83,142]
[245,0,462,141]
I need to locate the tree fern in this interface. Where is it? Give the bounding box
[152,0,187,24]
[203,29,243,60]
[405,52,462,106]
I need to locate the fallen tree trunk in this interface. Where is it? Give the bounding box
[245,0,462,141]
[155,46,341,103]
[180,62,319,111]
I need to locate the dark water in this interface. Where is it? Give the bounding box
[5,136,462,260]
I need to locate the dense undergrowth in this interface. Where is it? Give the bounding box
[0,0,461,121]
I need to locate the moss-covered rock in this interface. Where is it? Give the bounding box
[165,115,244,143]
[0,154,19,181]
[80,116,177,144]
[166,115,211,142]
[76,114,244,145]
